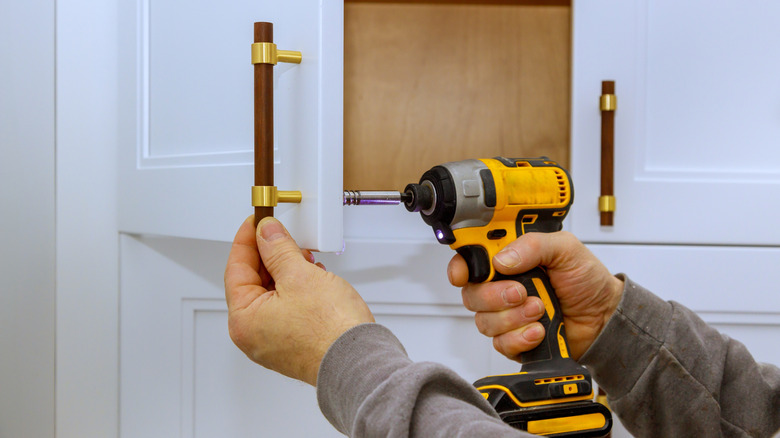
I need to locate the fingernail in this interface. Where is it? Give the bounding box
[501,285,523,305]
[522,325,544,342]
[523,300,545,318]
[495,248,521,268]
[258,217,286,242]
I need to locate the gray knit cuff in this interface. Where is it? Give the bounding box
[579,274,674,399]
[316,323,411,435]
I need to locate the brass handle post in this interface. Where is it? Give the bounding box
[251,42,302,65]
[599,81,616,226]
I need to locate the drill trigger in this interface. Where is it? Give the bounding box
[456,245,491,283]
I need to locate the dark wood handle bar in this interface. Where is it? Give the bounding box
[599,80,616,226]
[254,22,274,225]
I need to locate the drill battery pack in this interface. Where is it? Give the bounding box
[476,365,612,437]
[498,401,612,437]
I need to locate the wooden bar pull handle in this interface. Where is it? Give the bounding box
[599,81,616,226]
[252,22,302,226]
[254,22,274,225]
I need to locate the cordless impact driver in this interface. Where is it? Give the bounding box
[345,157,612,437]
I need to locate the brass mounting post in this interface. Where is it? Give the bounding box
[251,42,302,65]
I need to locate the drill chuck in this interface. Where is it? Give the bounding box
[402,183,434,213]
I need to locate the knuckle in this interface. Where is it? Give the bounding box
[497,281,524,308]
[474,313,491,336]
[461,289,471,309]
[497,328,534,358]
[494,334,521,359]
[493,336,506,356]
[227,317,248,349]
[263,244,301,271]
[556,231,585,255]
[461,285,480,310]
[523,233,544,252]
[523,297,545,319]
[484,283,506,309]
[557,230,576,242]
[223,262,238,285]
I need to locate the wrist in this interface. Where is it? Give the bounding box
[608,274,624,314]
[571,275,625,361]
[601,275,625,332]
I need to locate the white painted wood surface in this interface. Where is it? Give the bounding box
[55,1,120,437]
[570,0,780,245]
[119,233,525,436]
[120,235,344,437]
[0,2,55,437]
[117,0,344,251]
[590,242,780,437]
[589,243,780,365]
[118,231,780,436]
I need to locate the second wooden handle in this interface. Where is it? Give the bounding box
[600,80,616,226]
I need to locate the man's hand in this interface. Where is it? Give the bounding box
[448,231,623,362]
[225,216,374,386]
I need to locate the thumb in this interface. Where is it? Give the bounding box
[256,217,308,281]
[493,231,577,275]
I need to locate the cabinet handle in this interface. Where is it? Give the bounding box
[251,22,303,225]
[599,81,616,226]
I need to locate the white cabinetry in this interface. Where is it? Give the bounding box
[110,1,780,437]
[570,0,780,245]
[570,0,780,341]
[571,2,780,434]
[118,0,780,247]
[118,0,344,250]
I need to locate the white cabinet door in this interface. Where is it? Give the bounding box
[118,0,344,251]
[570,0,780,245]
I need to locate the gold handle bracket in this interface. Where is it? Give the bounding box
[252,186,303,208]
[598,195,616,213]
[600,93,617,112]
[251,42,302,65]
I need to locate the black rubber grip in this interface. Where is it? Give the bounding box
[493,267,568,365]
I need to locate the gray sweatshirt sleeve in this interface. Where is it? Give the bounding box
[316,323,532,438]
[580,275,780,438]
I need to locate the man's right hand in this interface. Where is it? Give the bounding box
[447,231,624,362]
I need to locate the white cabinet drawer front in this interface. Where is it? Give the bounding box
[591,242,780,366]
[590,243,780,313]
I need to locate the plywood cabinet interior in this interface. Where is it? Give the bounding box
[343,0,571,190]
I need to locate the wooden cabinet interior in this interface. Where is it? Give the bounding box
[343,0,571,190]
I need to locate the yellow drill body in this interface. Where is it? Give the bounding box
[401,157,611,437]
[449,158,573,281]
